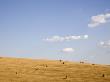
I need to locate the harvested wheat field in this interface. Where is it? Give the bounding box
[0,57,110,82]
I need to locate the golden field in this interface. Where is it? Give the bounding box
[0,57,110,82]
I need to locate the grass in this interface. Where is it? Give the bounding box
[0,57,110,82]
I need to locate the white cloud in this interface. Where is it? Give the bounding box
[44,36,64,42]
[84,35,88,39]
[44,35,88,42]
[61,48,75,53]
[99,40,110,48]
[88,13,110,28]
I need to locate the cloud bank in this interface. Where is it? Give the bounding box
[88,13,110,28]
[61,48,74,53]
[99,40,110,48]
[44,35,88,42]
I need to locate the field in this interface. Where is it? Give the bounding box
[0,57,110,82]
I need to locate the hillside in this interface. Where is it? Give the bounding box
[0,57,110,82]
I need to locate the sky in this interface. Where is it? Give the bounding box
[0,0,110,64]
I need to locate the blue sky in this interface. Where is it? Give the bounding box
[0,0,110,64]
